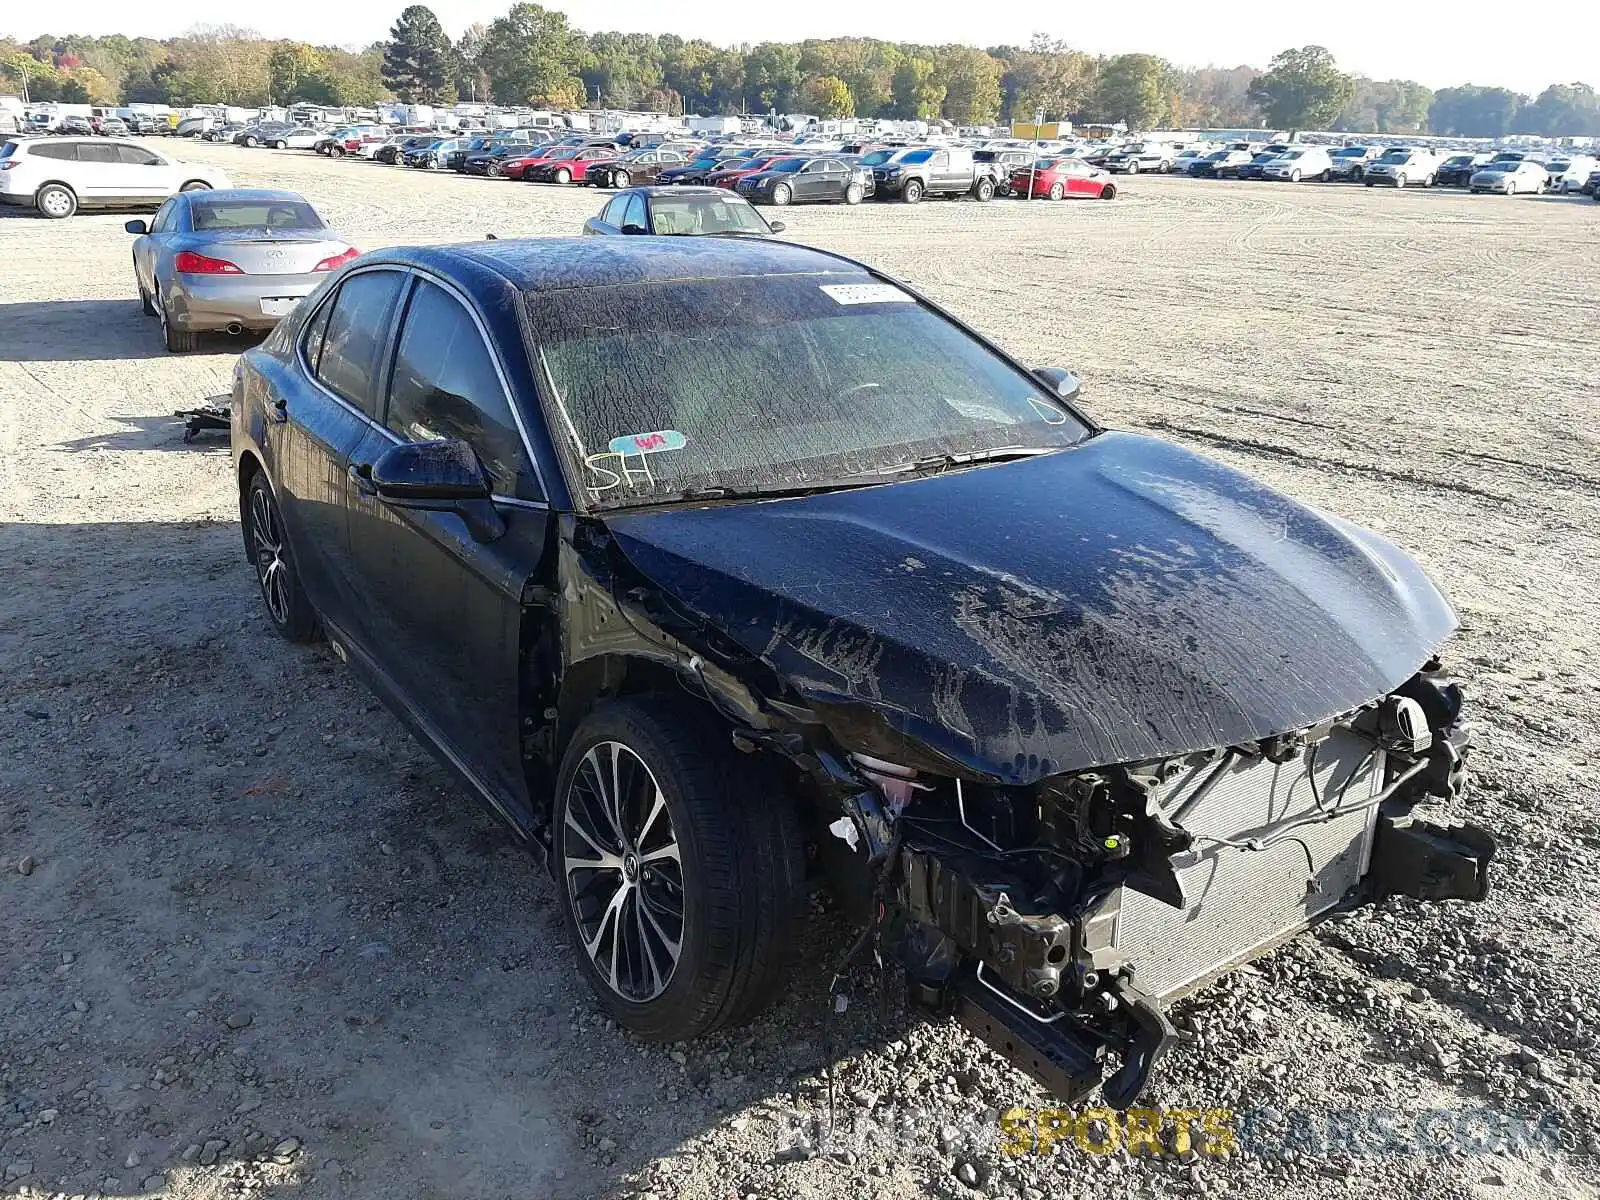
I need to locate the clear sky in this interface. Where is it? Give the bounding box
[7,1,1596,96]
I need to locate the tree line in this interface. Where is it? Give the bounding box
[4,5,1599,138]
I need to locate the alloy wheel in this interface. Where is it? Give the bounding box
[562,741,684,1003]
[250,485,292,627]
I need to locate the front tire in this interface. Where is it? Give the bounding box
[1099,183,1116,200]
[845,181,863,205]
[1289,169,1301,183]
[271,140,287,150]
[771,182,792,206]
[901,178,924,203]
[554,167,571,184]
[36,184,77,219]
[244,135,258,148]
[612,169,629,188]
[554,698,804,1040]
[1125,161,1139,175]
[1048,181,1065,200]
[244,472,318,643]
[973,177,995,202]
[180,180,211,192]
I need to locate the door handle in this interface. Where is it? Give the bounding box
[347,462,376,495]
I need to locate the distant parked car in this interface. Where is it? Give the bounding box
[582,186,784,236]
[1469,159,1552,195]
[1009,157,1117,200]
[736,156,871,205]
[1190,149,1253,178]
[1364,147,1442,188]
[60,116,94,135]
[1328,145,1381,181]
[376,135,435,165]
[1435,153,1493,187]
[1171,148,1213,174]
[656,151,743,185]
[1583,168,1600,197]
[526,145,617,184]
[1102,143,1178,174]
[205,124,245,143]
[0,136,230,219]
[1544,155,1597,193]
[234,124,293,148]
[1262,146,1333,182]
[404,138,462,169]
[974,147,1036,193]
[126,187,358,351]
[1236,146,1293,181]
[98,118,130,138]
[706,156,786,190]
[872,147,1000,202]
[587,148,691,189]
[267,127,325,151]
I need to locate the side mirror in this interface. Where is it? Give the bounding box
[125,219,148,234]
[766,220,786,233]
[369,438,504,542]
[620,222,648,235]
[1032,366,1082,405]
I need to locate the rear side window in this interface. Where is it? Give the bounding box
[0,142,17,159]
[621,193,647,230]
[314,270,405,417]
[385,279,538,500]
[30,143,79,161]
[601,197,626,225]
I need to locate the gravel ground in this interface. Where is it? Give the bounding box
[2,141,1598,1200]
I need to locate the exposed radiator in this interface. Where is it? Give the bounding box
[1090,727,1383,1002]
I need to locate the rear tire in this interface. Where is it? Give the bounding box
[36,184,77,219]
[180,180,211,192]
[244,471,319,644]
[553,697,804,1041]
[157,289,198,353]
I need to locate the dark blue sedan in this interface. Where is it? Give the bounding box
[230,236,1489,1107]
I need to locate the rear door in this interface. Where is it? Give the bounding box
[344,273,550,812]
[275,268,408,629]
[64,141,125,199]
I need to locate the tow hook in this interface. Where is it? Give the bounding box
[1099,977,1176,1110]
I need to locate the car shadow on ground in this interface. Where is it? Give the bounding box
[51,409,232,453]
[0,300,267,363]
[0,518,934,1200]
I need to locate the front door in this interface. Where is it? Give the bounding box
[272,267,409,631]
[343,273,551,817]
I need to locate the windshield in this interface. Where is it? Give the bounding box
[1443,155,1474,166]
[769,158,804,172]
[649,195,770,235]
[1490,153,1522,162]
[1278,150,1303,159]
[531,274,1090,511]
[860,150,895,165]
[191,199,324,231]
[1377,149,1411,162]
[1333,147,1366,157]
[1205,150,1229,160]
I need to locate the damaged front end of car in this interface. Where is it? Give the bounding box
[823,663,1491,1108]
[553,432,1497,1108]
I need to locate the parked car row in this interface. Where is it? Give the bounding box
[1179,140,1597,195]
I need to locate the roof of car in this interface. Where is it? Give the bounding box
[625,185,744,198]
[184,187,307,203]
[368,236,864,294]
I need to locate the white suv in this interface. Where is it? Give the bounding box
[0,137,230,218]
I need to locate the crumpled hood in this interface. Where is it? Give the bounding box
[604,431,1456,784]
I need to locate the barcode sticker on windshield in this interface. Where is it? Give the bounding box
[820,283,912,306]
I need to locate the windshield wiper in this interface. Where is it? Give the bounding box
[877,445,1060,476]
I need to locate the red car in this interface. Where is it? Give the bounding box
[706,156,789,189]
[501,148,574,181]
[526,145,618,184]
[1010,157,1118,200]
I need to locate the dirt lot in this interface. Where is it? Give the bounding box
[2,141,1598,1200]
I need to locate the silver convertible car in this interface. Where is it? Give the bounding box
[126,187,358,352]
